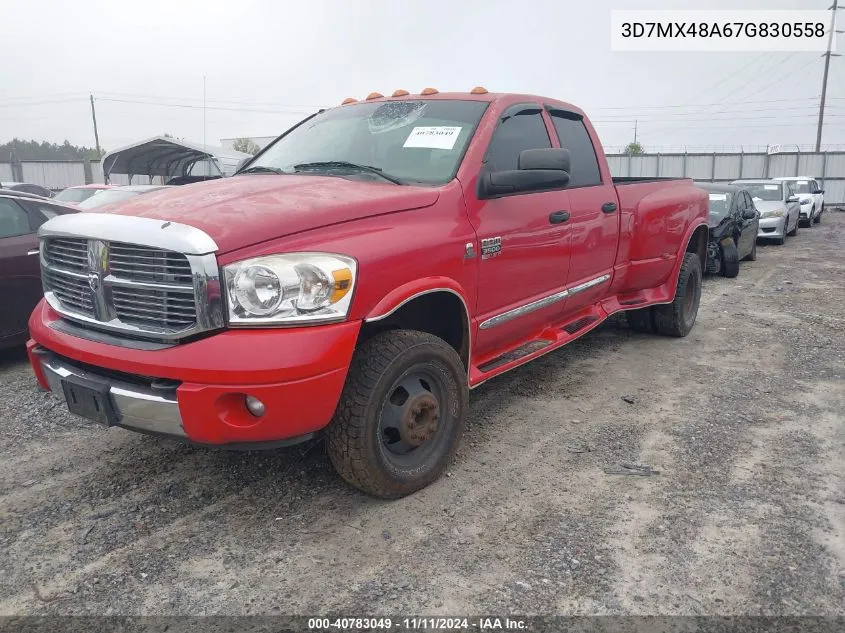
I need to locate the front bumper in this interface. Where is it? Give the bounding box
[757,216,786,239]
[28,300,360,446]
[799,202,813,221]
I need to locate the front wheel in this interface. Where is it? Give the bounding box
[788,215,799,237]
[814,210,822,224]
[652,253,702,337]
[326,330,468,499]
[720,240,740,278]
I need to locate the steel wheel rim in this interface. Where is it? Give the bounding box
[378,366,449,467]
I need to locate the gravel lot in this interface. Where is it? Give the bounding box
[1,212,844,618]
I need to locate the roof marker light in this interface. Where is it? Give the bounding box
[470,86,488,94]
[420,87,439,95]
[341,97,357,105]
[391,89,410,97]
[365,92,384,100]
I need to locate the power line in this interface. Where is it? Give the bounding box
[96,97,314,115]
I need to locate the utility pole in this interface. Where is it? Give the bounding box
[634,120,638,145]
[89,93,101,157]
[203,75,207,153]
[816,0,842,152]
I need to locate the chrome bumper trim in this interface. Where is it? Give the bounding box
[39,355,186,438]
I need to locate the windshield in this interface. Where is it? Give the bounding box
[788,180,813,194]
[54,187,101,203]
[746,183,782,202]
[707,192,731,219]
[244,99,489,185]
[77,189,143,209]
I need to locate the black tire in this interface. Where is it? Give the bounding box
[326,330,468,499]
[744,239,757,262]
[625,307,656,333]
[788,215,799,237]
[720,240,740,278]
[814,210,822,224]
[653,253,702,338]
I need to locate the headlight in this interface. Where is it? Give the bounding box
[799,197,811,205]
[760,209,785,219]
[224,253,356,326]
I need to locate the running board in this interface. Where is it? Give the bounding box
[562,315,599,334]
[477,340,552,373]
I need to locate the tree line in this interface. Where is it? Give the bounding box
[1,139,105,161]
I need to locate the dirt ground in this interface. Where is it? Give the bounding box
[1,212,844,618]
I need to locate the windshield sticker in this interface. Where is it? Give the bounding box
[764,185,779,190]
[708,193,727,201]
[403,126,462,150]
[368,101,428,135]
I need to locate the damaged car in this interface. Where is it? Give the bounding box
[696,182,759,277]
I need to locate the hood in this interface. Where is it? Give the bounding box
[752,200,785,214]
[87,175,440,253]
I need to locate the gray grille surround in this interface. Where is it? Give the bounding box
[38,214,224,342]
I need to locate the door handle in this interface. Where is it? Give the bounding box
[601,202,618,214]
[27,249,39,256]
[549,210,570,224]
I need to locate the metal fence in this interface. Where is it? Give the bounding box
[2,152,845,204]
[607,152,845,205]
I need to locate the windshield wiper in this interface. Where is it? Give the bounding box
[293,161,404,185]
[238,165,287,175]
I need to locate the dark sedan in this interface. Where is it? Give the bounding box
[696,182,759,278]
[0,189,77,349]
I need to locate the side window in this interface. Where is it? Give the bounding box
[743,192,754,214]
[24,202,61,229]
[485,108,550,173]
[549,112,602,187]
[0,199,32,238]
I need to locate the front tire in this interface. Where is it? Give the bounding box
[326,330,468,499]
[720,240,740,278]
[814,209,822,224]
[788,215,799,237]
[652,253,702,338]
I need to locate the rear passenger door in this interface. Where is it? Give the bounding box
[547,108,619,316]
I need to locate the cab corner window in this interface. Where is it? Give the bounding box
[485,109,551,173]
[550,112,602,188]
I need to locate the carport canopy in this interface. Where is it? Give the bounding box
[101,136,251,183]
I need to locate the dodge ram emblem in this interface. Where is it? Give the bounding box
[88,272,101,292]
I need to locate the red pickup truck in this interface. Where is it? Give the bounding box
[27,89,708,498]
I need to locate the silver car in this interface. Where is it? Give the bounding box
[731,179,800,245]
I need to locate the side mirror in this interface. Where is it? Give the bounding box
[479,148,571,199]
[742,208,757,220]
[786,195,799,203]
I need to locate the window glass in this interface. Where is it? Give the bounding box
[485,108,551,173]
[0,199,31,238]
[250,100,489,185]
[550,113,602,187]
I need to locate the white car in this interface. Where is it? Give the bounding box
[773,177,825,226]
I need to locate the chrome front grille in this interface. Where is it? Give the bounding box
[39,225,224,342]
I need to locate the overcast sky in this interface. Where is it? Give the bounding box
[1,0,842,153]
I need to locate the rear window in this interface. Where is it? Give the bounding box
[708,192,731,218]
